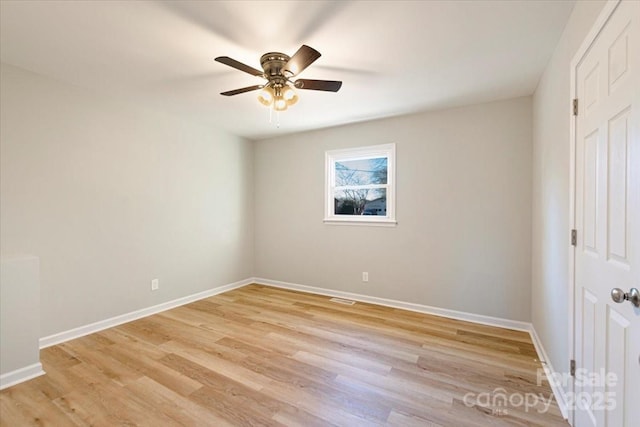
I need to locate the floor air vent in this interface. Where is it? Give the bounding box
[329,297,356,305]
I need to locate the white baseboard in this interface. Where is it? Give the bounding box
[252,277,531,332]
[0,363,45,390]
[528,326,569,419]
[39,278,253,349]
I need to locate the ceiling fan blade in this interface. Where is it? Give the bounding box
[283,45,321,76]
[221,85,263,96]
[215,56,263,77]
[294,79,342,92]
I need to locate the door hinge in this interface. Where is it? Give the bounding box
[571,229,577,246]
[573,98,578,116]
[570,359,576,377]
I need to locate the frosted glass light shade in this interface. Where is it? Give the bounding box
[257,87,274,106]
[274,98,288,111]
[282,86,298,106]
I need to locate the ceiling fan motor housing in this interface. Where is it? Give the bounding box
[260,52,291,87]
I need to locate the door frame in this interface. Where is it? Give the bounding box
[568,1,621,426]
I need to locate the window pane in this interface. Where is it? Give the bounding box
[334,188,387,216]
[335,157,387,186]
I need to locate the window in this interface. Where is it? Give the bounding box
[325,143,396,226]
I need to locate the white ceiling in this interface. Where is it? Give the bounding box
[0,0,575,140]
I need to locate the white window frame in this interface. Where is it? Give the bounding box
[324,143,396,226]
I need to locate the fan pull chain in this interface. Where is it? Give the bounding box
[266,106,280,128]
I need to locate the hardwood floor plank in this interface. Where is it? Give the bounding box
[291,323,421,363]
[262,380,387,427]
[104,343,203,396]
[125,376,234,427]
[0,284,568,426]
[387,409,444,427]
[62,342,144,387]
[271,404,339,427]
[0,380,75,427]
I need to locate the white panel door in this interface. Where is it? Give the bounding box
[574,1,640,426]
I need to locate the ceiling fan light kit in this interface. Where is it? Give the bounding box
[215,45,342,115]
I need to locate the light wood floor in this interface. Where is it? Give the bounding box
[1,284,567,426]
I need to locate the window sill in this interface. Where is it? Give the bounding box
[323,218,397,227]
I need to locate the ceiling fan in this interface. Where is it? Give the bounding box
[215,45,342,111]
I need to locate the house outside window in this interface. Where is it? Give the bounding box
[324,143,396,226]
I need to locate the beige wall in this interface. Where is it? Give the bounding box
[0,63,254,337]
[1,256,40,377]
[531,0,605,383]
[255,97,533,321]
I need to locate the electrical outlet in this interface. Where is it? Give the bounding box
[362,272,369,282]
[151,279,159,291]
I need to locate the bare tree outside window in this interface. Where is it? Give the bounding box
[325,143,396,225]
[334,157,388,215]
